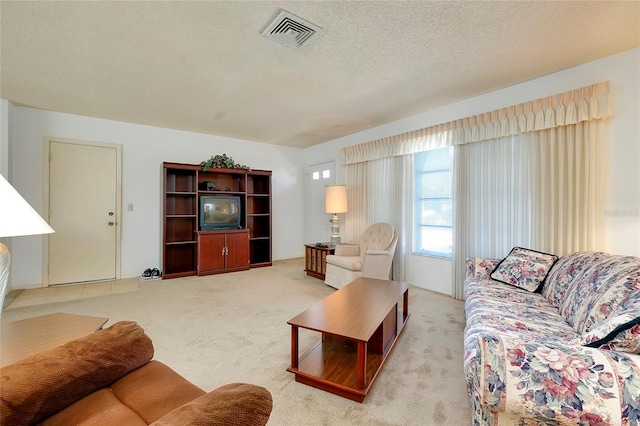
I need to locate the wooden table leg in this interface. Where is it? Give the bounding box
[357,341,367,389]
[403,289,409,319]
[291,326,299,369]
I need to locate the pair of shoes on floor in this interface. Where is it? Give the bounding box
[142,268,161,280]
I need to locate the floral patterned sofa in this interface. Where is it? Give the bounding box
[464,249,640,425]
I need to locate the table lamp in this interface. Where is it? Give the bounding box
[325,184,347,244]
[0,174,54,311]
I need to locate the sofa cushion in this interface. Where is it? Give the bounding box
[464,278,577,367]
[40,388,148,426]
[490,247,558,292]
[0,321,153,426]
[542,251,610,310]
[110,360,205,423]
[579,310,640,354]
[556,253,640,334]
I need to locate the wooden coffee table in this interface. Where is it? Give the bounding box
[1,312,109,366]
[287,277,409,402]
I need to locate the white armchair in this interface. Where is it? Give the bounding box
[324,222,398,289]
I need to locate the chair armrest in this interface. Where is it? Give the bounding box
[150,382,273,426]
[364,249,392,256]
[334,244,360,256]
[472,333,639,422]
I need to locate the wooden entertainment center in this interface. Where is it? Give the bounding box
[162,162,272,279]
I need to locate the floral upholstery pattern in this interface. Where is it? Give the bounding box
[542,252,611,310]
[556,254,640,335]
[466,257,502,281]
[490,247,559,292]
[474,335,640,425]
[578,310,640,353]
[464,252,640,425]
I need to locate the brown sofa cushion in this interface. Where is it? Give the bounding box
[40,388,148,426]
[0,321,153,426]
[150,383,273,426]
[110,361,206,423]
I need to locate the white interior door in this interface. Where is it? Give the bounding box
[48,140,120,285]
[306,161,335,244]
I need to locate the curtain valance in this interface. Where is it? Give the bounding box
[342,81,611,165]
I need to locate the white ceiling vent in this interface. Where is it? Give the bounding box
[262,10,322,49]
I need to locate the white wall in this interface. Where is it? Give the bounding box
[305,48,640,295]
[0,99,11,177]
[6,107,305,288]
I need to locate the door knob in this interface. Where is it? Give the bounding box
[108,221,115,226]
[108,212,114,216]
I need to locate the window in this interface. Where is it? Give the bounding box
[312,169,331,180]
[414,147,452,257]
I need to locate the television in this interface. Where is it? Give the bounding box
[199,196,242,230]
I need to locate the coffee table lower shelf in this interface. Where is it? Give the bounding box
[287,310,409,402]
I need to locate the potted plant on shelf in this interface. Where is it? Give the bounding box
[200,154,251,172]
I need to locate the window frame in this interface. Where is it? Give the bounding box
[413,147,453,258]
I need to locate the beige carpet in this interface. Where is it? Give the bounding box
[1,258,471,425]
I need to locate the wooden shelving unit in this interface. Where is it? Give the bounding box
[163,165,198,279]
[247,171,272,267]
[162,162,272,278]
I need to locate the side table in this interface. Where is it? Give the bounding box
[304,244,335,281]
[1,312,109,366]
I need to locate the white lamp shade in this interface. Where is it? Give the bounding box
[325,184,347,214]
[0,174,54,238]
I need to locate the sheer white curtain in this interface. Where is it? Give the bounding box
[343,155,412,282]
[452,112,610,299]
[340,82,611,299]
[530,120,607,254]
[341,123,444,283]
[453,134,533,260]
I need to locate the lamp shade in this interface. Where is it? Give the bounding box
[325,184,347,214]
[0,174,54,238]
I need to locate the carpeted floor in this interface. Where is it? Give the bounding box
[1,258,471,425]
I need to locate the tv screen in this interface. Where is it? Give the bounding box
[199,196,241,230]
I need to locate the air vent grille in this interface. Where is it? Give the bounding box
[262,10,321,49]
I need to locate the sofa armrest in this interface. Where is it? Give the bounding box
[0,321,153,426]
[474,333,640,423]
[465,257,501,280]
[334,244,360,256]
[150,382,272,426]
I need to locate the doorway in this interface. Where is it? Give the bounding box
[44,138,121,286]
[306,161,335,244]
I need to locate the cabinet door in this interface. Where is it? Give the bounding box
[225,232,249,269]
[199,234,226,272]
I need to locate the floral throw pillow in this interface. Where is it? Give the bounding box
[581,310,640,354]
[490,247,559,292]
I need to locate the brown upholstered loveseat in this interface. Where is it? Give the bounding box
[0,321,273,425]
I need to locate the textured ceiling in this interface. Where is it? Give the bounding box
[1,1,639,148]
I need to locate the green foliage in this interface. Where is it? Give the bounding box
[200,154,251,172]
